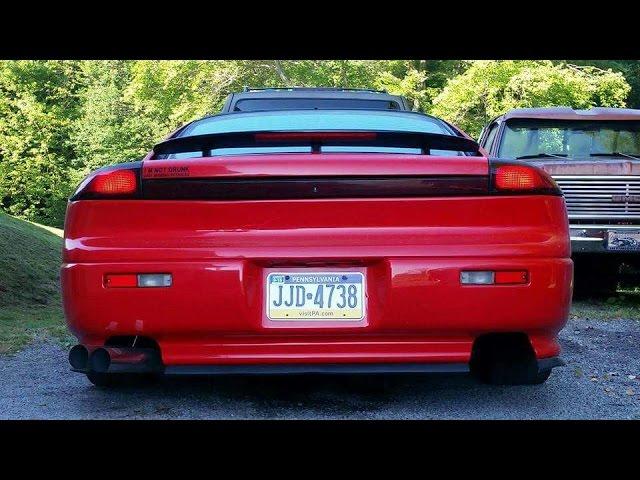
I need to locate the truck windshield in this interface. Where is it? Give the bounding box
[499,120,640,160]
[168,110,463,158]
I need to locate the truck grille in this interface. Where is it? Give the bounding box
[554,175,640,219]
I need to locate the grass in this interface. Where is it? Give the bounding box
[571,290,640,321]
[0,212,72,353]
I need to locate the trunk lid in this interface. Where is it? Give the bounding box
[142,153,488,179]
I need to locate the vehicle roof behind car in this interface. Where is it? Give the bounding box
[500,107,640,121]
[221,87,411,112]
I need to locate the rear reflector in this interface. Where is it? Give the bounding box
[89,169,137,195]
[105,273,172,288]
[104,274,137,288]
[460,270,528,285]
[495,271,528,284]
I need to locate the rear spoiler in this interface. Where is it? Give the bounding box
[151,130,482,157]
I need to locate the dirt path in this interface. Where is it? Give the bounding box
[1,317,639,419]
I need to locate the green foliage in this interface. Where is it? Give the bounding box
[0,60,637,227]
[567,60,640,109]
[0,61,83,226]
[431,60,631,137]
[71,61,143,175]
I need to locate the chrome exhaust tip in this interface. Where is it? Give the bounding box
[69,345,89,370]
[89,347,112,373]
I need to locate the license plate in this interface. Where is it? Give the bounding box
[266,272,365,320]
[607,230,640,251]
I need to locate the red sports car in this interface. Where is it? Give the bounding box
[62,109,572,387]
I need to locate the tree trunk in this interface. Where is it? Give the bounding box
[273,60,290,85]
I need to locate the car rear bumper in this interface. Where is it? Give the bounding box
[61,256,572,366]
[167,357,565,375]
[72,357,565,376]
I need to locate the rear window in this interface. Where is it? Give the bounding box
[233,98,401,111]
[169,110,462,158]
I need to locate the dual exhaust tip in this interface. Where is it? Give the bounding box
[69,345,90,371]
[69,344,162,374]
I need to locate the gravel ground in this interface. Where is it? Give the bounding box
[1,317,639,419]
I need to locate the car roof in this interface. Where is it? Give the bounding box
[221,88,411,112]
[242,86,389,94]
[499,107,640,121]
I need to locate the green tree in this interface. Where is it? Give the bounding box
[71,61,142,176]
[1,60,637,228]
[431,60,631,137]
[567,60,640,109]
[0,61,83,226]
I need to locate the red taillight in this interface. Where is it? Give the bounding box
[495,165,542,190]
[254,132,378,142]
[72,166,140,200]
[89,169,137,195]
[492,162,560,195]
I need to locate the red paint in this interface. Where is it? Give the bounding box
[104,274,137,288]
[62,151,572,368]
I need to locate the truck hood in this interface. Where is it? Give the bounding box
[529,159,640,176]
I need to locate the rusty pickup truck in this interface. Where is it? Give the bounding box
[479,107,640,296]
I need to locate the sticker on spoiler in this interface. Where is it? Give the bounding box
[143,166,190,178]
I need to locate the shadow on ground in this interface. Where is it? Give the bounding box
[1,317,639,419]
